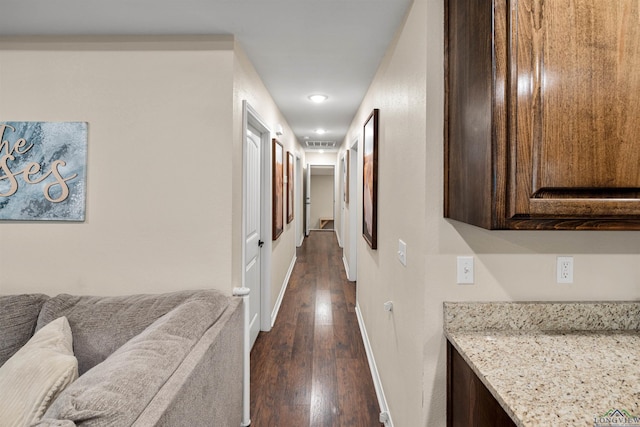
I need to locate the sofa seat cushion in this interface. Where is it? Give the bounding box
[0,317,78,426]
[0,294,50,366]
[36,290,230,375]
[38,293,231,427]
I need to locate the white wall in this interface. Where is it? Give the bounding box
[339,3,427,422]
[0,36,236,296]
[310,174,334,229]
[0,37,305,323]
[305,151,336,166]
[340,0,640,425]
[233,41,304,319]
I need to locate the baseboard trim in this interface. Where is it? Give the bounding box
[271,255,297,327]
[355,303,393,427]
[335,229,342,248]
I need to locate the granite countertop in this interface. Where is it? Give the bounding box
[444,302,640,427]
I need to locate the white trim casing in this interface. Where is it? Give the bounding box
[232,287,251,427]
[355,303,393,427]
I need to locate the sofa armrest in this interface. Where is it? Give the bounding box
[133,298,244,427]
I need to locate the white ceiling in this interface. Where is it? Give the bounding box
[0,0,413,150]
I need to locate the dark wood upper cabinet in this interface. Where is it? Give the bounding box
[445,0,640,230]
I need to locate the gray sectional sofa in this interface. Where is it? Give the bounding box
[0,289,243,426]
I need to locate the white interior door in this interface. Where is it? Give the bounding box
[245,126,262,347]
[305,163,311,236]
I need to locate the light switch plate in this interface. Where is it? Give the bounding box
[398,239,407,266]
[457,256,474,284]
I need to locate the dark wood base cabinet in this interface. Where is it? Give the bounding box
[445,0,640,230]
[447,341,516,427]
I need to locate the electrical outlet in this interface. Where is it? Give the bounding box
[457,256,474,284]
[557,256,574,283]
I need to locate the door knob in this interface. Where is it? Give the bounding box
[258,240,264,248]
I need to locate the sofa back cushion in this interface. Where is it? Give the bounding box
[36,290,230,375]
[38,293,231,426]
[0,294,50,367]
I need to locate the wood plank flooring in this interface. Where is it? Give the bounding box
[250,231,383,427]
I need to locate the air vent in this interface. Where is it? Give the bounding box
[304,140,337,150]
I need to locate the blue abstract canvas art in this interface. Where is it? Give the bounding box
[0,122,88,221]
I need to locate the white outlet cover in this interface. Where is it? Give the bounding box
[557,256,574,283]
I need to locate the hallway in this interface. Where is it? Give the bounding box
[250,231,382,426]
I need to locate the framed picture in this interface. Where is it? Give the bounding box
[272,139,284,240]
[362,109,379,249]
[0,122,88,221]
[286,151,294,224]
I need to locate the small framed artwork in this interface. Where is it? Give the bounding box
[286,151,294,224]
[362,109,379,249]
[272,139,284,240]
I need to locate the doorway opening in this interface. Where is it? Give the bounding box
[306,165,335,232]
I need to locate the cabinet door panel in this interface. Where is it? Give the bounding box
[447,342,517,427]
[445,0,497,228]
[512,0,640,217]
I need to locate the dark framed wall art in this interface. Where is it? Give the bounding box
[362,109,379,249]
[272,139,284,240]
[287,151,294,224]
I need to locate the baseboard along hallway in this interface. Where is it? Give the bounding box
[250,231,382,426]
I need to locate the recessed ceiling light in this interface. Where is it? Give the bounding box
[319,150,325,154]
[315,129,326,135]
[308,94,328,103]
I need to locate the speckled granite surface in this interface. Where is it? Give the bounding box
[444,301,640,332]
[444,302,640,427]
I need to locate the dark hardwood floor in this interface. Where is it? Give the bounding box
[250,231,383,427]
